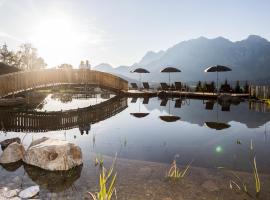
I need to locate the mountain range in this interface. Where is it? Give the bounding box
[94,35,270,84]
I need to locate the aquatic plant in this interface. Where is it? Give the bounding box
[219,139,261,198]
[166,159,193,180]
[95,154,104,167]
[236,139,242,145]
[88,154,117,200]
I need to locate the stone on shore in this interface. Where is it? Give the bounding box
[0,142,25,164]
[0,138,21,151]
[1,189,20,198]
[18,186,39,199]
[23,137,83,171]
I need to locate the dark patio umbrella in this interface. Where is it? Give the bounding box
[130,68,150,89]
[204,65,232,94]
[160,67,181,86]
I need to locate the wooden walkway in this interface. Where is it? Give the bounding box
[0,69,128,98]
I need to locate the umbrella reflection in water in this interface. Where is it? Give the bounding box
[159,98,181,122]
[130,98,150,118]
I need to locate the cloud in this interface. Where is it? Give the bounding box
[0,31,22,42]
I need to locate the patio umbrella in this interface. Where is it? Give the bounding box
[160,67,181,87]
[204,65,232,94]
[130,68,150,89]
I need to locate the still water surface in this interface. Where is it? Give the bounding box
[0,89,270,198]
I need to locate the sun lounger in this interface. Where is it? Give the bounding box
[130,83,138,90]
[143,82,150,90]
[160,82,169,90]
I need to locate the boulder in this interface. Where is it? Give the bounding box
[0,142,25,164]
[23,137,83,171]
[0,138,21,151]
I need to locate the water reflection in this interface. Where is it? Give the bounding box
[0,96,127,132]
[0,161,23,172]
[24,164,82,192]
[129,97,149,118]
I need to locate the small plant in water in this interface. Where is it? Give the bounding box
[166,159,193,180]
[219,139,261,198]
[88,154,117,200]
[95,154,104,167]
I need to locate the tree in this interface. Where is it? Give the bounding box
[16,43,46,70]
[0,44,19,66]
[244,81,249,93]
[195,81,202,92]
[234,80,242,93]
[58,63,73,69]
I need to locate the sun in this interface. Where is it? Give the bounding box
[32,14,84,66]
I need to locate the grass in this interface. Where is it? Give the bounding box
[89,154,117,200]
[166,159,193,180]
[95,154,104,167]
[219,139,261,198]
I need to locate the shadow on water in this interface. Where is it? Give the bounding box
[23,164,83,192]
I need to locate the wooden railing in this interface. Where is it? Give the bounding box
[0,96,127,132]
[250,85,270,99]
[0,69,128,97]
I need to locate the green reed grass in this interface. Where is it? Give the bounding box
[89,154,117,200]
[166,159,193,180]
[219,139,261,198]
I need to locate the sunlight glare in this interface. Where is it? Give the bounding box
[32,14,85,66]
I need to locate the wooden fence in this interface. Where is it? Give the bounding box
[250,85,270,99]
[0,69,128,97]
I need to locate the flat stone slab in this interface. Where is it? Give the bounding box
[19,186,39,199]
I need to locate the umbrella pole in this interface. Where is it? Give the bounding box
[216,71,219,96]
[140,74,142,91]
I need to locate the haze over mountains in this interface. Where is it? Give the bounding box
[94,35,270,83]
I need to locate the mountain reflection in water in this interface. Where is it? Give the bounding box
[1,93,270,178]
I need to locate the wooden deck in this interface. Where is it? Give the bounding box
[124,90,250,99]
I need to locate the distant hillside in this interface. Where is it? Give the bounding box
[94,35,270,83]
[0,62,20,75]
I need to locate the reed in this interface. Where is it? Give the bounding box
[219,139,261,198]
[166,159,193,179]
[95,154,104,167]
[89,154,118,200]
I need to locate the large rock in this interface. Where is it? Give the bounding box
[23,137,83,171]
[0,142,25,164]
[0,138,21,151]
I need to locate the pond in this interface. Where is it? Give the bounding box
[0,87,270,199]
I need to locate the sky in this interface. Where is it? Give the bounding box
[0,0,270,68]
